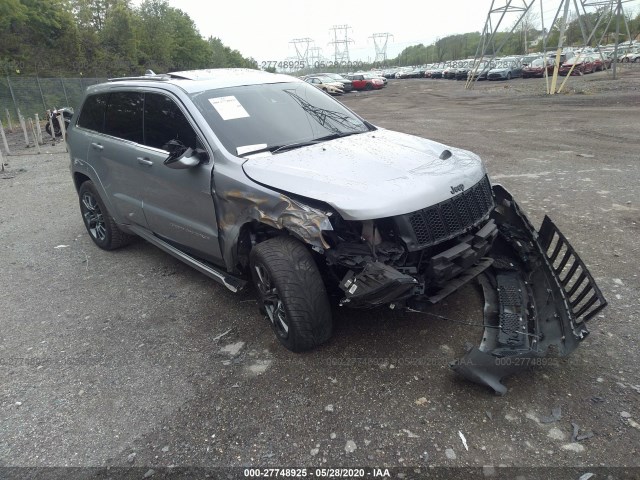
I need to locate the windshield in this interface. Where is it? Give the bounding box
[190,82,371,156]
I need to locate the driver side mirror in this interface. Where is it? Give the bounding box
[163,139,209,169]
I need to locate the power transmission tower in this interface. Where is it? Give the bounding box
[545,0,633,93]
[289,38,314,68]
[466,0,634,93]
[309,46,323,70]
[369,33,394,65]
[328,25,354,65]
[466,0,536,90]
[578,0,634,79]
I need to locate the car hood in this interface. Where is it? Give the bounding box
[242,129,487,220]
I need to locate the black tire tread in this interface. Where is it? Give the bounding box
[250,236,332,352]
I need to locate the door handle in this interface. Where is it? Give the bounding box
[91,142,103,151]
[137,157,153,166]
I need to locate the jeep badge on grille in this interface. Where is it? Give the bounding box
[450,184,464,195]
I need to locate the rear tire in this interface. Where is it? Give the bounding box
[79,181,134,250]
[250,236,332,352]
[45,122,62,137]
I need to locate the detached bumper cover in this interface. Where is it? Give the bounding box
[450,185,607,394]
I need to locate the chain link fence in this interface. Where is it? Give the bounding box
[0,77,107,121]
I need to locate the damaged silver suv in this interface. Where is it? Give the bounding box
[68,69,606,394]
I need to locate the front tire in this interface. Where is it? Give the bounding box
[79,181,133,250]
[250,236,332,352]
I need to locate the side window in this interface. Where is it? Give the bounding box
[144,93,198,151]
[104,92,143,143]
[77,94,108,132]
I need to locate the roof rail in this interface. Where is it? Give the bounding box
[107,74,172,82]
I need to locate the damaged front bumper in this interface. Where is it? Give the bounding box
[336,185,607,394]
[450,185,607,394]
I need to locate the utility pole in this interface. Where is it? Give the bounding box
[328,25,354,65]
[369,33,394,65]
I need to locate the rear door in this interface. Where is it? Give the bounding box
[137,91,222,263]
[79,91,148,227]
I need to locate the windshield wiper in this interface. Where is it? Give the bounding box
[270,131,363,154]
[237,132,365,157]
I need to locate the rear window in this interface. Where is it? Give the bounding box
[76,94,108,132]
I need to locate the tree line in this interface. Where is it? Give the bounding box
[0,0,257,77]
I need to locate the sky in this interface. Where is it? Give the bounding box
[163,0,640,63]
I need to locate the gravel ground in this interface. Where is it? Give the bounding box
[0,67,639,478]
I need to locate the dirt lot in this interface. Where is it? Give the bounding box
[1,69,639,478]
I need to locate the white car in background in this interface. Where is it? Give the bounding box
[304,75,345,95]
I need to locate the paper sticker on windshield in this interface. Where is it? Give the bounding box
[209,96,249,120]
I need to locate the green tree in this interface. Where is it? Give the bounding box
[99,1,137,73]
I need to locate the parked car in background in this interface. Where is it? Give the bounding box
[395,67,415,79]
[382,69,399,79]
[347,73,384,90]
[304,75,344,95]
[426,64,445,78]
[316,73,354,92]
[545,51,575,64]
[443,65,458,79]
[621,49,640,62]
[367,72,388,86]
[589,54,611,71]
[469,60,495,81]
[522,58,556,78]
[559,55,595,75]
[487,58,523,80]
[455,60,478,80]
[520,54,541,67]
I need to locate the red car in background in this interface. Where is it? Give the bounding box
[590,54,611,71]
[347,73,384,90]
[559,55,596,75]
[522,58,556,78]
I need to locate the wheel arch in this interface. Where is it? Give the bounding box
[73,172,91,193]
[234,220,324,276]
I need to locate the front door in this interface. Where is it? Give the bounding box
[138,92,222,264]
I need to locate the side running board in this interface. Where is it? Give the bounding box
[127,225,246,293]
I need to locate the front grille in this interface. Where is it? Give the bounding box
[406,175,493,248]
